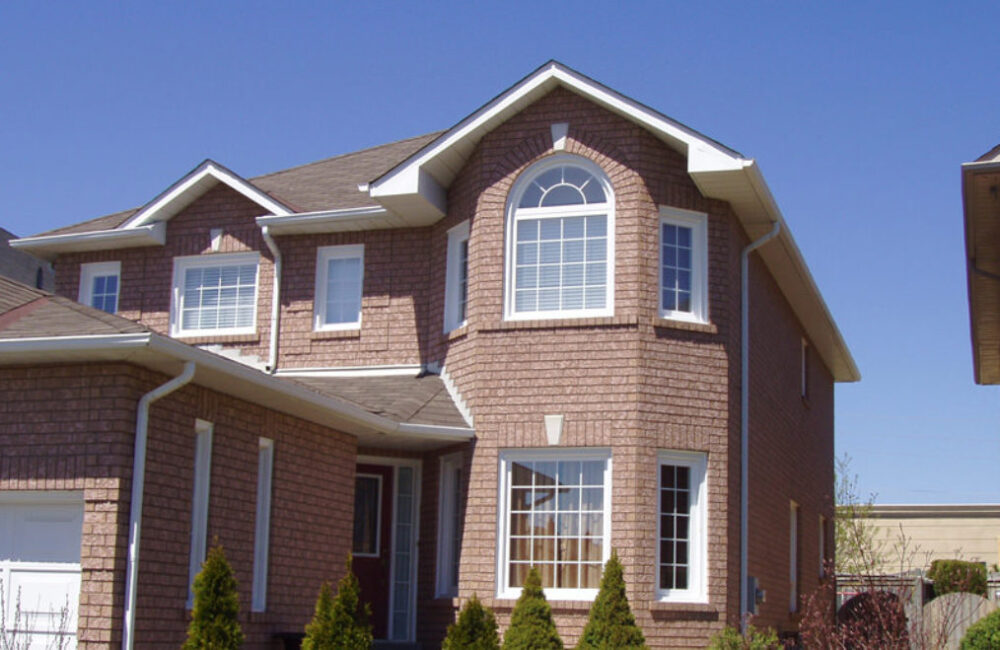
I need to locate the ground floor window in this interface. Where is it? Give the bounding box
[657,450,708,603]
[497,449,611,600]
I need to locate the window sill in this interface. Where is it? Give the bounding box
[482,314,639,332]
[310,328,361,340]
[648,601,719,622]
[172,332,260,344]
[445,324,469,341]
[652,318,716,334]
[481,597,594,613]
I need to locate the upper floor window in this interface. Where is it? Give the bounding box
[315,244,364,330]
[659,207,708,323]
[171,253,259,337]
[505,156,614,320]
[444,221,470,333]
[79,261,120,314]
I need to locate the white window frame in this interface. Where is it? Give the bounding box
[78,261,121,313]
[496,448,612,601]
[187,419,213,609]
[504,155,615,321]
[251,437,274,612]
[314,244,364,331]
[170,252,260,337]
[659,206,709,324]
[444,221,471,333]
[436,452,463,597]
[656,450,708,604]
[352,473,382,558]
[790,501,800,612]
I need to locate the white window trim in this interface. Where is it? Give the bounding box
[443,221,471,333]
[496,447,612,601]
[78,261,121,312]
[251,437,274,612]
[314,244,364,331]
[352,473,382,558]
[659,206,709,324]
[790,501,800,612]
[170,252,260,338]
[503,155,615,321]
[187,419,213,609]
[656,450,709,604]
[436,452,463,597]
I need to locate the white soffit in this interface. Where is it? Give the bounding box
[122,160,293,229]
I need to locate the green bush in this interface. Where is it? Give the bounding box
[576,550,646,650]
[183,544,244,650]
[442,594,499,650]
[302,556,373,650]
[502,567,563,649]
[961,608,1000,649]
[707,624,781,650]
[928,559,988,597]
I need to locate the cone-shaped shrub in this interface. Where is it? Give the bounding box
[183,544,244,650]
[442,594,500,650]
[576,550,647,650]
[502,567,563,649]
[302,556,373,650]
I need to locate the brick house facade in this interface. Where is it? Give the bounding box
[4,62,857,648]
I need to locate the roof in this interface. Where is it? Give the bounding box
[10,61,858,381]
[962,145,1000,383]
[0,277,472,444]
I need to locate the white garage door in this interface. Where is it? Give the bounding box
[0,492,83,649]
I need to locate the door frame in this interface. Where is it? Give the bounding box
[357,455,422,643]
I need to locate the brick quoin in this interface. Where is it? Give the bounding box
[40,87,836,648]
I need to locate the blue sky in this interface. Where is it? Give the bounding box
[2,2,998,503]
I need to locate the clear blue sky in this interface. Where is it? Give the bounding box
[2,2,998,503]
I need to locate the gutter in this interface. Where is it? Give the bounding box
[739,220,781,631]
[122,361,196,650]
[259,226,282,373]
[9,223,166,261]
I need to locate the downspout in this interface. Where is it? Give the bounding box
[739,221,780,632]
[122,361,196,650]
[260,225,282,373]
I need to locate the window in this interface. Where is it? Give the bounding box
[187,420,213,608]
[353,474,381,557]
[657,450,708,603]
[444,221,470,332]
[171,253,259,337]
[497,449,611,600]
[436,453,463,596]
[818,515,828,578]
[79,261,121,314]
[505,156,614,320]
[790,501,800,612]
[659,207,708,323]
[315,245,364,330]
[251,438,274,612]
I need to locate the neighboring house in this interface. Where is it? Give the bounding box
[0,226,53,289]
[964,144,1000,384]
[3,62,858,649]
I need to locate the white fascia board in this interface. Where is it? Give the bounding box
[123,161,293,229]
[255,206,396,234]
[0,332,153,354]
[9,223,166,261]
[274,364,422,378]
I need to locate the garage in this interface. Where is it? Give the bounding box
[0,492,83,649]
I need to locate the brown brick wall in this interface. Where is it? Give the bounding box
[0,362,357,649]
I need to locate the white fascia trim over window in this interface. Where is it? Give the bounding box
[504,155,615,321]
[187,419,213,609]
[314,244,364,331]
[251,437,274,612]
[659,206,709,324]
[496,448,612,601]
[656,450,708,604]
[443,220,471,333]
[436,452,463,597]
[170,252,261,338]
[79,261,121,313]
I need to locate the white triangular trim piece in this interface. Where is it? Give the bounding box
[122,160,293,229]
[439,364,473,428]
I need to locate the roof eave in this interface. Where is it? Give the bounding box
[9,222,166,261]
[962,161,1000,384]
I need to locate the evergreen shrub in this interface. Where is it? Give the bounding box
[576,550,646,650]
[183,543,244,650]
[928,559,988,597]
[961,608,1000,649]
[707,624,781,650]
[302,556,373,650]
[501,567,563,649]
[442,594,499,650]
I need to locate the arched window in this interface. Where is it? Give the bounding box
[505,156,614,319]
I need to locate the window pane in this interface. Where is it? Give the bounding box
[179,260,257,332]
[661,222,694,314]
[353,476,379,555]
[542,185,586,207]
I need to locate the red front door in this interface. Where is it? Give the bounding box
[352,464,393,639]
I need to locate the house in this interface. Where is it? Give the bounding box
[3,61,858,649]
[0,226,53,290]
[964,145,1000,384]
